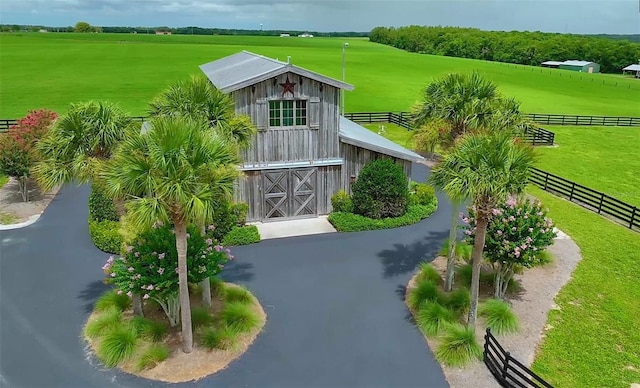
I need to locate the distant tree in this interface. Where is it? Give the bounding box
[74,22,92,33]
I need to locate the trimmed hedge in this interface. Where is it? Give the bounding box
[331,190,353,213]
[222,225,261,246]
[210,202,250,242]
[328,201,437,232]
[409,182,436,206]
[89,184,119,222]
[351,159,409,219]
[89,220,122,254]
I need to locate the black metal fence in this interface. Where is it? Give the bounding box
[343,111,556,146]
[0,119,18,131]
[484,328,554,388]
[529,168,639,232]
[524,113,640,126]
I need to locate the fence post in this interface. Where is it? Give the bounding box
[543,173,549,190]
[589,116,593,125]
[484,328,490,357]
[630,207,637,229]
[503,352,511,380]
[569,182,575,201]
[598,193,604,214]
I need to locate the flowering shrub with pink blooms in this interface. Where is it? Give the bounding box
[102,223,233,325]
[463,196,556,299]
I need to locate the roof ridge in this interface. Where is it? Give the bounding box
[241,50,289,66]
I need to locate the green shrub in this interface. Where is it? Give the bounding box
[351,158,409,219]
[221,302,261,332]
[89,184,119,222]
[201,325,242,350]
[225,286,253,305]
[479,299,520,335]
[436,323,482,367]
[328,203,437,232]
[445,289,471,315]
[438,239,472,262]
[415,262,442,285]
[85,309,122,339]
[210,201,249,242]
[409,182,436,206]
[89,220,122,254]
[331,190,353,213]
[191,307,214,329]
[417,302,456,336]
[408,279,439,310]
[222,225,260,246]
[136,344,170,371]
[130,317,167,342]
[95,290,132,312]
[97,324,138,367]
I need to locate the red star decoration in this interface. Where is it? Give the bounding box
[279,76,296,97]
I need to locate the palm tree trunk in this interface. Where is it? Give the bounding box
[132,293,143,316]
[467,216,489,329]
[201,278,212,308]
[175,221,193,353]
[444,203,459,292]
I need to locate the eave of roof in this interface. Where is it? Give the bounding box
[338,117,424,162]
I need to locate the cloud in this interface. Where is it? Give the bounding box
[1,0,639,34]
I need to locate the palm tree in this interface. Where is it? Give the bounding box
[149,75,256,147]
[429,132,535,328]
[34,101,134,192]
[415,72,528,292]
[103,115,239,353]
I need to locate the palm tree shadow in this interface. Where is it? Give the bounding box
[378,230,449,279]
[78,280,111,313]
[220,261,254,283]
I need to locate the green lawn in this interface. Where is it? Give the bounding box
[536,126,640,207]
[362,123,414,148]
[1,33,639,118]
[529,187,640,388]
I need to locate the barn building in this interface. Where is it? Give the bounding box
[541,60,600,73]
[199,51,423,222]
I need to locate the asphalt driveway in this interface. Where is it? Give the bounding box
[0,164,451,388]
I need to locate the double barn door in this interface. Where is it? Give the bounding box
[263,168,317,220]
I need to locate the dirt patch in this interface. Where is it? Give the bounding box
[0,177,60,224]
[406,230,582,388]
[84,283,267,383]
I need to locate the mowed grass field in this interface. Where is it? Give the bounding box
[536,126,640,207]
[1,33,640,118]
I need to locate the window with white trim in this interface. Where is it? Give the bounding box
[269,100,307,127]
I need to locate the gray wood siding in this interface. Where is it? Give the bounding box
[232,72,340,164]
[235,165,343,222]
[340,143,412,194]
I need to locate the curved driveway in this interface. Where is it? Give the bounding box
[0,164,451,387]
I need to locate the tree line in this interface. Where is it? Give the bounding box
[369,26,640,73]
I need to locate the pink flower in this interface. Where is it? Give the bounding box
[465,230,473,235]
[462,217,470,224]
[117,290,123,295]
[127,291,133,297]
[134,252,140,257]
[508,216,516,222]
[528,228,534,233]
[214,245,224,252]
[186,233,190,239]
[128,267,135,272]
[526,236,533,243]
[158,253,165,260]
[147,285,154,290]
[126,246,134,253]
[492,208,502,216]
[110,272,116,277]
[227,253,234,260]
[497,230,503,236]
[514,251,521,258]
[506,196,517,208]
[208,225,215,231]
[521,244,527,250]
[143,294,150,300]
[205,238,213,245]
[511,227,517,231]
[157,268,164,275]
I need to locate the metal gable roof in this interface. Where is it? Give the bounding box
[339,117,424,162]
[623,64,640,71]
[561,60,594,66]
[199,51,354,93]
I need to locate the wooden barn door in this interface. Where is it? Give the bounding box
[263,171,289,219]
[291,168,317,217]
[262,168,317,220]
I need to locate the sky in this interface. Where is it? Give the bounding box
[1,0,639,34]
